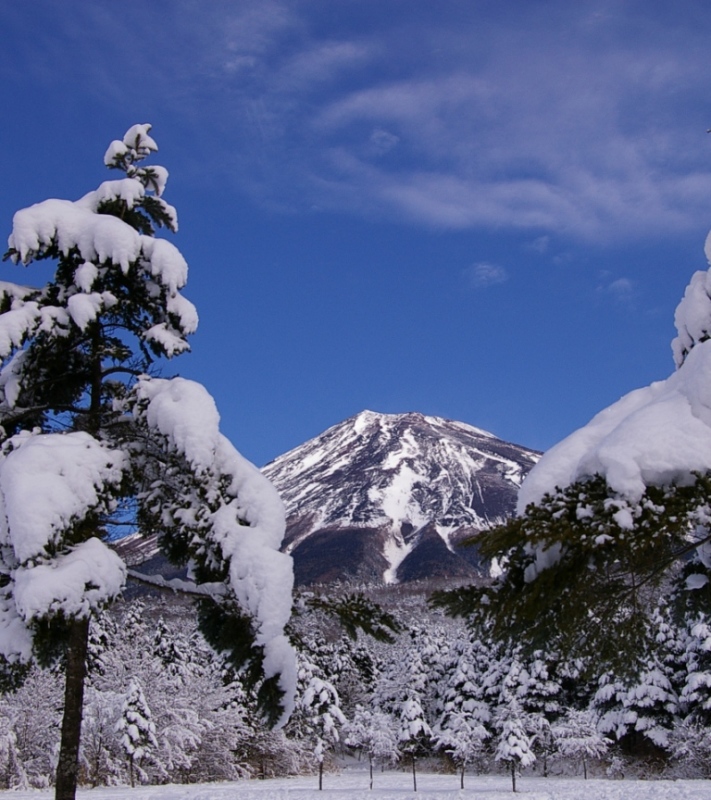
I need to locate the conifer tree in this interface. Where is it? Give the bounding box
[552,709,609,779]
[432,222,711,678]
[433,711,488,789]
[343,706,399,790]
[0,714,28,790]
[433,472,711,677]
[397,696,432,792]
[117,678,157,787]
[681,614,711,727]
[80,687,124,787]
[298,667,345,790]
[0,125,295,800]
[494,696,535,793]
[434,637,490,788]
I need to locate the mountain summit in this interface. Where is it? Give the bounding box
[263,410,540,586]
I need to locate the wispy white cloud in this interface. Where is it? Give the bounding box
[609,277,634,296]
[464,262,509,289]
[597,273,635,303]
[10,0,711,242]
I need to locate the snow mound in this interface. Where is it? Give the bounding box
[520,240,711,510]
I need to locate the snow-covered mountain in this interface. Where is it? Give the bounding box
[263,410,540,586]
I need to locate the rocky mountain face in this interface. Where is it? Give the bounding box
[262,410,540,586]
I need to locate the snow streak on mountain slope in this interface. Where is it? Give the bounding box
[262,410,540,585]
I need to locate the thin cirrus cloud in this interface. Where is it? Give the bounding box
[11,0,711,244]
[304,54,711,240]
[225,3,711,243]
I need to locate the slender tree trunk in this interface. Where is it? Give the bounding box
[583,755,587,780]
[56,331,101,800]
[318,760,323,791]
[460,762,465,790]
[369,754,373,790]
[412,754,417,792]
[91,733,102,787]
[511,761,517,793]
[55,616,90,800]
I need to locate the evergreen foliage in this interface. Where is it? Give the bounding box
[297,591,401,643]
[432,472,711,675]
[494,697,535,792]
[117,678,157,787]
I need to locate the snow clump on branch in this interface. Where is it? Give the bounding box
[519,238,711,510]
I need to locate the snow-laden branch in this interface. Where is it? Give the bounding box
[126,569,226,599]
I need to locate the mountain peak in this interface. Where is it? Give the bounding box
[264,410,540,585]
[348,409,497,440]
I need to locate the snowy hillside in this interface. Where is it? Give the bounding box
[263,410,539,585]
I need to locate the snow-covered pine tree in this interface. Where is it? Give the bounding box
[0,125,295,800]
[298,668,346,790]
[433,710,488,789]
[416,622,452,722]
[499,651,565,774]
[2,666,63,787]
[85,612,114,682]
[373,633,429,717]
[551,709,609,779]
[79,686,124,787]
[680,614,711,726]
[0,713,28,789]
[592,658,678,754]
[152,618,192,683]
[343,706,399,790]
[494,696,535,793]
[117,678,157,787]
[121,601,147,638]
[434,637,490,788]
[398,696,432,792]
[623,661,679,751]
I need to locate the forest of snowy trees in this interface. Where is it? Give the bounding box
[0,584,710,791]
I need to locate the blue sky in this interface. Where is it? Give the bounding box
[1,0,711,466]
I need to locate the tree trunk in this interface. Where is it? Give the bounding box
[369,754,373,790]
[511,761,517,793]
[583,755,587,780]
[318,760,323,791]
[55,616,90,800]
[412,754,417,792]
[460,762,465,790]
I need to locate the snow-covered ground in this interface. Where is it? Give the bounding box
[2,771,709,799]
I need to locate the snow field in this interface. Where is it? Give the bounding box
[0,772,708,800]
